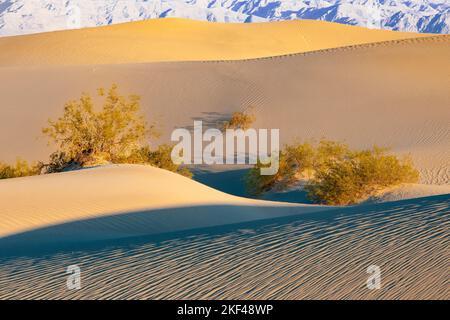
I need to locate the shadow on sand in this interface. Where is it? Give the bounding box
[0,203,331,258]
[1,194,448,260]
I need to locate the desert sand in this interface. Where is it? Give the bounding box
[0,169,447,299]
[0,165,329,246]
[0,19,448,300]
[0,18,429,66]
[0,35,448,184]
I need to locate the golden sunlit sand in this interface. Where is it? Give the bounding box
[0,165,328,242]
[0,18,430,66]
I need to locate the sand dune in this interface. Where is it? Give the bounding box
[0,36,448,184]
[1,193,448,299]
[0,165,330,246]
[368,184,450,203]
[0,18,429,66]
[0,19,448,301]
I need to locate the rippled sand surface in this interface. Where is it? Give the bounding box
[1,194,448,299]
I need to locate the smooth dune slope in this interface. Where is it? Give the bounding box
[1,193,448,299]
[0,18,429,66]
[0,165,329,245]
[1,36,448,184]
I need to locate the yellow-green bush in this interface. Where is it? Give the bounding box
[245,156,291,195]
[245,141,314,195]
[40,84,192,176]
[222,107,256,130]
[245,139,346,195]
[2,85,194,180]
[305,147,419,205]
[0,159,42,180]
[42,84,156,168]
[246,140,419,205]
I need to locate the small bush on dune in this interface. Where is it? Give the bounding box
[246,140,419,205]
[306,147,419,205]
[2,85,192,179]
[39,84,193,176]
[313,139,350,172]
[42,84,156,168]
[245,156,292,195]
[245,139,344,195]
[245,141,316,195]
[222,107,256,130]
[0,159,42,179]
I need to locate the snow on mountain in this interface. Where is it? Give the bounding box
[214,0,449,32]
[0,0,448,36]
[0,0,263,36]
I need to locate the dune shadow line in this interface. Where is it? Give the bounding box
[1,194,448,259]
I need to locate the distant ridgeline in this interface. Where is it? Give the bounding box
[0,0,448,36]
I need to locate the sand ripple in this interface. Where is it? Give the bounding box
[1,194,448,300]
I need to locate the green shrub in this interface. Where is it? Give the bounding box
[245,156,291,195]
[40,84,193,176]
[0,159,42,179]
[313,139,350,172]
[2,85,193,180]
[42,84,156,168]
[305,147,419,205]
[245,142,314,195]
[245,139,338,195]
[246,140,419,205]
[222,107,256,130]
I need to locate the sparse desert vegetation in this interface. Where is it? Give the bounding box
[246,140,419,205]
[1,85,191,179]
[222,107,256,130]
[42,84,155,169]
[0,89,421,207]
[0,159,42,180]
[245,140,350,195]
[306,146,419,205]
